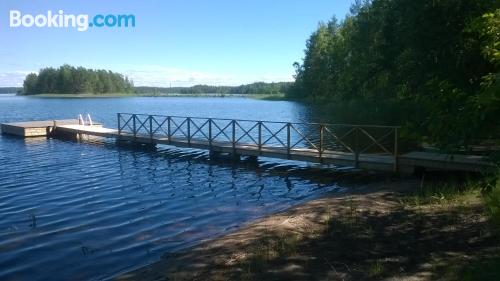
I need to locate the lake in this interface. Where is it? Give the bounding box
[0,95,347,280]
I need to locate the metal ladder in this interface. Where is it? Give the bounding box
[78,114,93,126]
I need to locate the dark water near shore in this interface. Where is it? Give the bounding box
[0,95,346,280]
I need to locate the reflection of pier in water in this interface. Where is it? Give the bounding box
[1,113,495,173]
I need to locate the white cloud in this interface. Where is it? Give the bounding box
[0,70,36,87]
[122,65,293,87]
[0,65,294,87]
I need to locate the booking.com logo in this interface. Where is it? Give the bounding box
[9,10,135,31]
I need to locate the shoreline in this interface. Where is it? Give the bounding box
[115,177,498,280]
[14,93,287,99]
[115,179,403,280]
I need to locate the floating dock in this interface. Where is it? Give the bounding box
[1,119,103,137]
[1,119,81,137]
[1,114,496,174]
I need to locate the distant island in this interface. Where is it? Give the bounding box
[0,87,21,94]
[14,64,292,96]
[21,65,134,95]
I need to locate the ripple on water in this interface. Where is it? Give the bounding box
[0,129,344,280]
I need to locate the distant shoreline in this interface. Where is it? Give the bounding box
[14,93,287,100]
[0,81,292,98]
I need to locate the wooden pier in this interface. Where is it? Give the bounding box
[1,113,496,173]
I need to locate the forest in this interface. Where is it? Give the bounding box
[22,65,135,95]
[288,0,499,149]
[134,82,292,95]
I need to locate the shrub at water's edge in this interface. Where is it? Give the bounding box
[485,173,500,229]
[22,65,134,95]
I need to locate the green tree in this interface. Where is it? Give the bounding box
[23,73,38,95]
[21,65,134,95]
[288,0,499,148]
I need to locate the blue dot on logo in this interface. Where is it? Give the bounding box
[89,22,93,27]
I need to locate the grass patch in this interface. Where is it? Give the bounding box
[460,257,500,281]
[233,232,303,280]
[368,260,385,277]
[402,172,500,281]
[401,176,484,207]
[484,175,500,229]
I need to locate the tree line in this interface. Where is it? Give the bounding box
[134,82,292,95]
[289,0,499,148]
[0,87,21,94]
[21,65,291,96]
[22,65,134,95]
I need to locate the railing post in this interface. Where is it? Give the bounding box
[258,121,262,153]
[117,113,121,135]
[394,127,399,172]
[286,123,291,158]
[167,116,171,144]
[208,118,212,148]
[149,115,153,139]
[133,114,137,138]
[187,117,191,146]
[354,126,359,168]
[232,120,236,152]
[319,124,324,159]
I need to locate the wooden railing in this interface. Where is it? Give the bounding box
[117,113,400,170]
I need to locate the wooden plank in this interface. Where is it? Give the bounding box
[3,119,79,128]
[399,151,495,172]
[56,125,116,138]
[401,151,491,164]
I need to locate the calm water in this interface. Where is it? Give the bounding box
[0,95,345,280]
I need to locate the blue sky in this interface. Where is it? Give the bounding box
[0,0,353,87]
